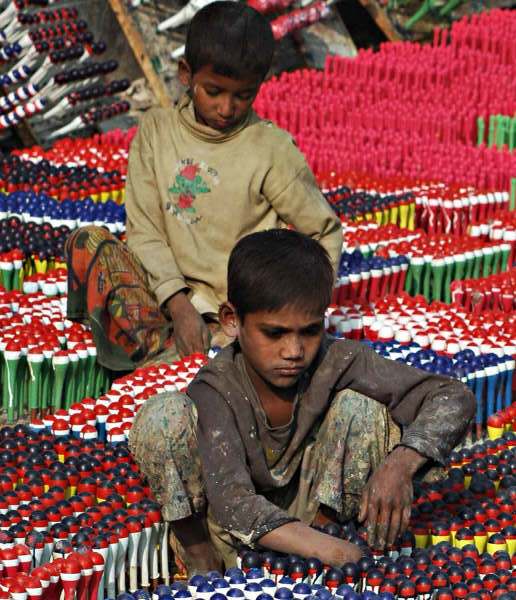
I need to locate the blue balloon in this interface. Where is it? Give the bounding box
[362,593,379,600]
[292,583,311,595]
[247,568,264,580]
[335,585,353,599]
[225,568,244,579]
[261,580,276,591]
[274,589,294,600]
[188,575,207,588]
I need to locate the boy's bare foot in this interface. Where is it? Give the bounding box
[170,514,224,576]
[182,540,223,575]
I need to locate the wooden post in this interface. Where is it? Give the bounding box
[14,121,37,147]
[107,0,172,108]
[356,0,401,42]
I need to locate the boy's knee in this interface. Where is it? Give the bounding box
[65,225,116,256]
[79,225,114,240]
[331,388,383,420]
[129,392,202,521]
[329,388,400,444]
[129,392,197,461]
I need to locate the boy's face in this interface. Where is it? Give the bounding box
[178,61,262,131]
[220,303,326,390]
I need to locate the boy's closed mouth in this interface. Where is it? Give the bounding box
[212,119,236,130]
[276,366,305,375]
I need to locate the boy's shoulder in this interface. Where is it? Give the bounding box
[188,344,240,389]
[246,112,298,151]
[138,106,176,134]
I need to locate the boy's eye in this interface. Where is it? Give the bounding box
[237,92,255,101]
[263,329,284,339]
[302,324,323,336]
[205,88,220,97]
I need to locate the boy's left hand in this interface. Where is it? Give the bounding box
[358,446,426,550]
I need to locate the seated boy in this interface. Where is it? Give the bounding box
[65,2,342,372]
[129,229,475,574]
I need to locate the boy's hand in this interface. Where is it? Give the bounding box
[259,521,363,566]
[167,292,210,358]
[358,446,426,550]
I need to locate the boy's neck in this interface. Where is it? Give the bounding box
[244,357,299,427]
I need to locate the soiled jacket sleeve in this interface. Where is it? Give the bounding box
[125,110,188,306]
[337,342,475,464]
[262,137,342,276]
[188,381,297,545]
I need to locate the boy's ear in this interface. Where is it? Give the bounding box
[178,59,193,88]
[219,302,240,339]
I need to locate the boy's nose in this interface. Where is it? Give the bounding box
[218,96,235,118]
[281,335,304,360]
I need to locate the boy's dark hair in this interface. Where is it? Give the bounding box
[185,1,274,81]
[228,229,334,320]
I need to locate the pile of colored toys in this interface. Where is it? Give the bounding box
[0,355,209,600]
[336,230,512,305]
[255,10,516,206]
[328,176,510,237]
[3,129,134,203]
[0,1,130,137]
[0,283,111,424]
[0,423,166,599]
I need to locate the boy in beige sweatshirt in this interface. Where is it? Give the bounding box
[65,1,342,371]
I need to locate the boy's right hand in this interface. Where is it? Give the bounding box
[167,292,210,358]
[259,521,363,567]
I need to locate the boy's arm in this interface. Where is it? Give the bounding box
[338,342,475,464]
[125,111,188,306]
[189,382,361,564]
[335,341,475,548]
[259,521,363,566]
[125,112,210,355]
[262,140,342,274]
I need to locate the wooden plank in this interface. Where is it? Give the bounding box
[107,0,172,108]
[356,0,401,41]
[300,8,357,68]
[14,121,37,147]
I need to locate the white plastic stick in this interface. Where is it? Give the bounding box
[127,531,141,592]
[138,525,151,588]
[159,522,170,586]
[116,536,129,593]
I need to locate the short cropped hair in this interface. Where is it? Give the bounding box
[228,229,334,320]
[185,1,274,81]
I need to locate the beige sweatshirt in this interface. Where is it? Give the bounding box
[125,94,342,315]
